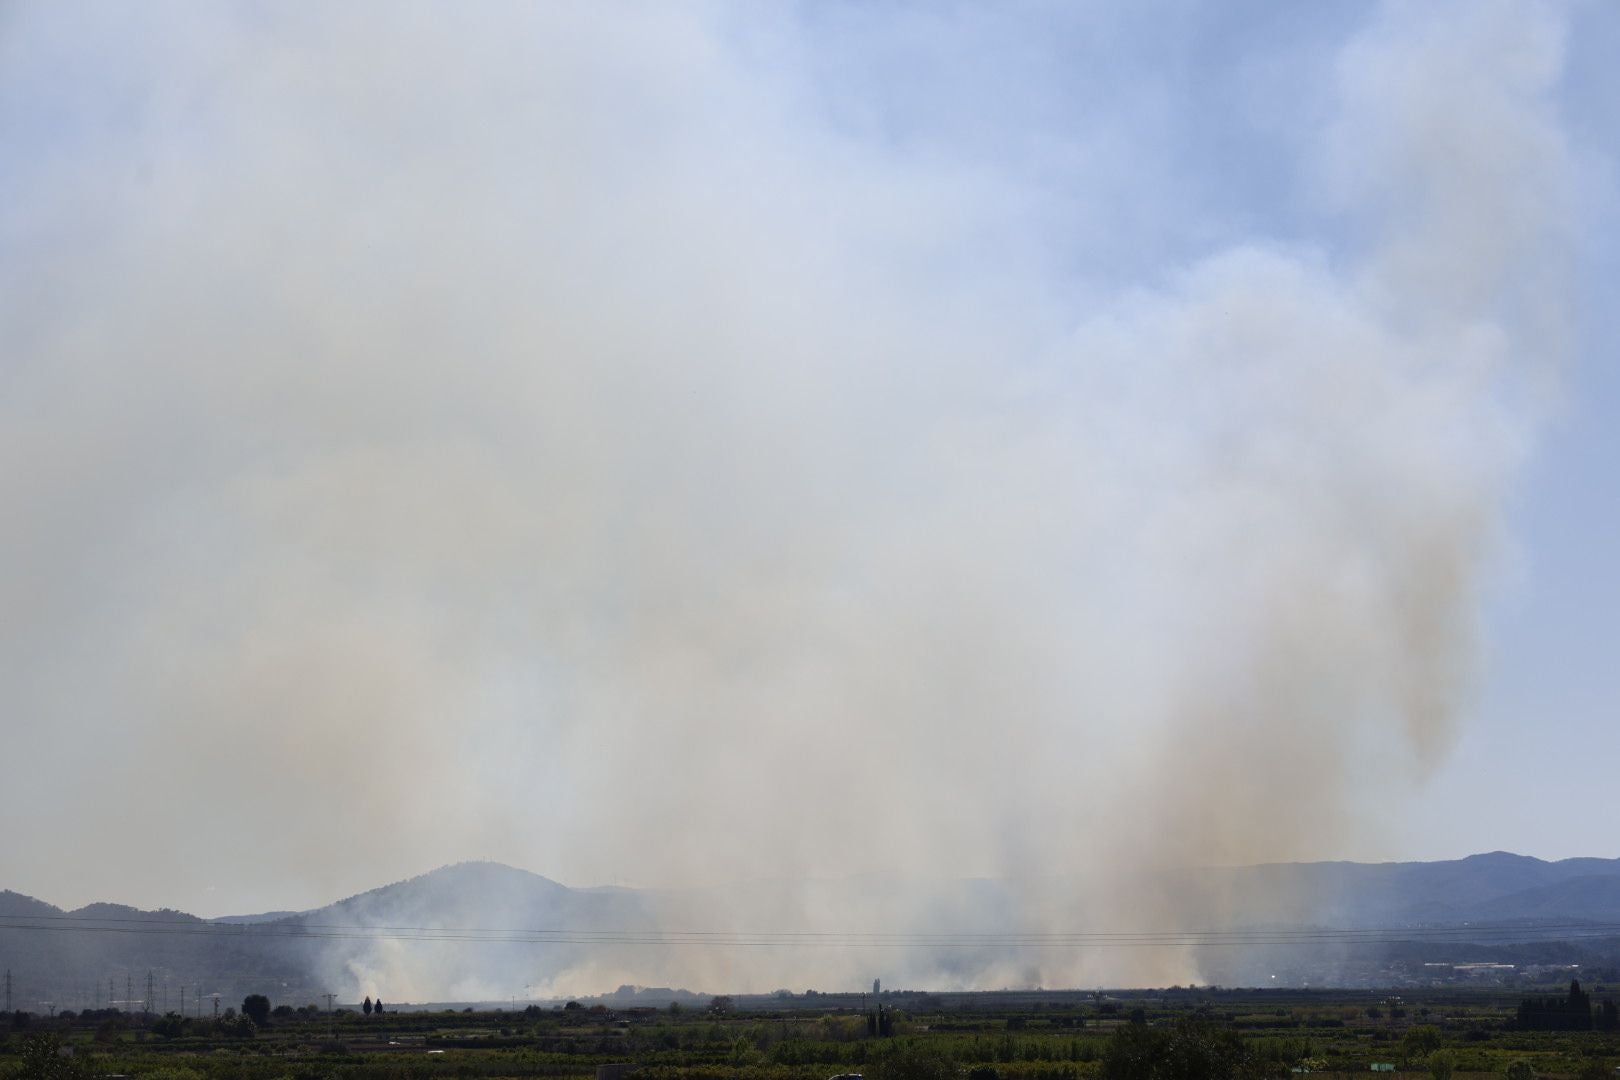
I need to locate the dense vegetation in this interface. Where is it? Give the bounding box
[3,984,1619,1080]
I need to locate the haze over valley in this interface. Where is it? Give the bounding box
[3,0,1619,1017]
[6,853,1620,1009]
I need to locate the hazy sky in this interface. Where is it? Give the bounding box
[2,1,1617,919]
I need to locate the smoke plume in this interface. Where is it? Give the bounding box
[0,1,1580,993]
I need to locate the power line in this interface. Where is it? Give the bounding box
[10,909,1620,941]
[10,910,1619,939]
[3,915,1619,949]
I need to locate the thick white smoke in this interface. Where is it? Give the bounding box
[0,1,1579,993]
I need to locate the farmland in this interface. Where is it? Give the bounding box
[5,984,1619,1080]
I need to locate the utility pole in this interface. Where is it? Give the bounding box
[212,993,219,1019]
[145,971,154,1015]
[4,968,11,1013]
[109,977,115,1011]
[323,993,336,1012]
[126,974,133,1013]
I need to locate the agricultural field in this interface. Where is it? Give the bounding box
[4,985,1618,1080]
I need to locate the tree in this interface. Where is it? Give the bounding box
[241,994,271,1026]
[1401,1026,1443,1060]
[1570,980,1592,1029]
[1502,1062,1534,1080]
[16,1034,88,1080]
[1517,979,1597,1031]
[1102,1019,1260,1080]
[363,996,373,1015]
[708,995,734,1015]
[876,1046,957,1080]
[1427,1050,1455,1080]
[374,997,384,1014]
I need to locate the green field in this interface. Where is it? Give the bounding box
[5,984,1619,1080]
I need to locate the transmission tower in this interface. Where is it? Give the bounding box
[4,968,11,1013]
[323,992,336,1012]
[125,974,133,1013]
[145,971,154,1015]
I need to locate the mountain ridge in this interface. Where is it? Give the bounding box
[4,853,1620,1005]
[15,850,1620,921]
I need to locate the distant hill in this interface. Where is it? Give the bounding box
[214,911,305,925]
[1467,874,1620,922]
[1220,851,1620,925]
[3,853,1619,1009]
[274,861,662,1006]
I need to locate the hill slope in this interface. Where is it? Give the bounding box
[3,853,1619,1006]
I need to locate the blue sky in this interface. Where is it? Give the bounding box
[0,2,1616,917]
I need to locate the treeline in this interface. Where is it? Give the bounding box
[1516,980,1620,1031]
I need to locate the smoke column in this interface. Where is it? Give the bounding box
[0,1,1579,993]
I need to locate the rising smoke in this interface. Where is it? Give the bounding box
[0,1,1578,994]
